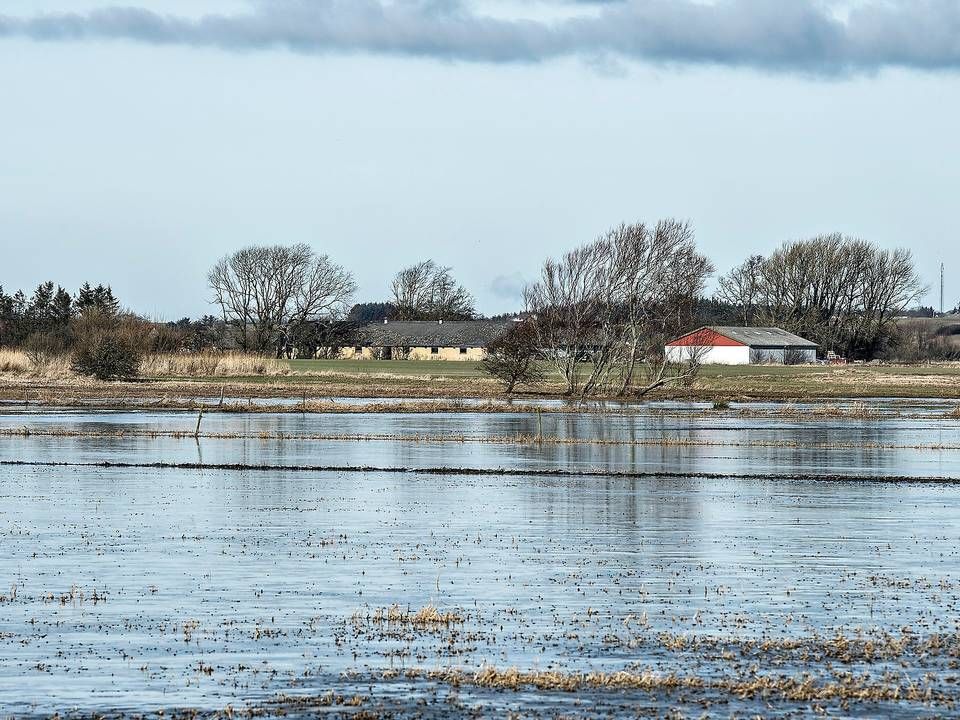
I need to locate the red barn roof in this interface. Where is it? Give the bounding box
[667,326,817,348]
[667,327,744,347]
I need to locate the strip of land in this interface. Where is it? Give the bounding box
[3,359,960,405]
[2,460,957,483]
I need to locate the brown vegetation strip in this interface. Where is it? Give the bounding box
[1,459,957,484]
[619,628,960,663]
[417,666,950,704]
[3,426,960,451]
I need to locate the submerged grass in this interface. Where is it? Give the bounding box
[354,604,464,628]
[3,458,958,484]
[7,393,955,420]
[5,425,960,452]
[415,665,950,704]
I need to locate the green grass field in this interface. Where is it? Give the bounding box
[274,358,960,399]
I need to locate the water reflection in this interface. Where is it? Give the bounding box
[2,408,960,478]
[1,408,960,716]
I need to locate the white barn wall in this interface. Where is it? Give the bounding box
[665,345,750,365]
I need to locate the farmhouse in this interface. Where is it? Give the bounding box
[340,319,515,361]
[665,326,818,366]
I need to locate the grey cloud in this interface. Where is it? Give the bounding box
[489,273,528,304]
[3,1,960,74]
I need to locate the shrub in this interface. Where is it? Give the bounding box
[23,331,67,373]
[72,336,141,380]
[481,322,544,393]
[70,311,145,381]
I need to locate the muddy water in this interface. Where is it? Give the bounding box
[1,406,960,718]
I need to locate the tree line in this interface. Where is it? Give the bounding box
[0,282,118,347]
[481,227,929,396]
[207,246,477,356]
[716,235,924,360]
[0,225,938,383]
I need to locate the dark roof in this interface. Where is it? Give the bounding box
[707,326,818,348]
[358,320,515,348]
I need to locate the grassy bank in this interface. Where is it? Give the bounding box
[2,351,960,403]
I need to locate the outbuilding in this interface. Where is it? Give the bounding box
[340,319,515,361]
[665,326,818,365]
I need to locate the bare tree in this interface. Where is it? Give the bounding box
[390,260,475,320]
[639,341,709,397]
[612,221,713,396]
[716,255,765,326]
[480,321,544,393]
[208,244,356,354]
[524,219,713,398]
[717,235,925,359]
[523,241,608,395]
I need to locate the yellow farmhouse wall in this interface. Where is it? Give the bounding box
[336,346,487,361]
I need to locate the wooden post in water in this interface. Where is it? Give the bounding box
[194,406,204,439]
[218,385,225,407]
[537,408,543,444]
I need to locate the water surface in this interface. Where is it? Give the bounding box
[1,406,959,717]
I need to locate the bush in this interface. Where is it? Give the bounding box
[481,322,544,393]
[23,331,67,372]
[72,336,141,380]
[70,311,145,381]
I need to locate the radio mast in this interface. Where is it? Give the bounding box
[942,263,946,315]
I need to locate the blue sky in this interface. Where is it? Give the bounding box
[1,1,958,318]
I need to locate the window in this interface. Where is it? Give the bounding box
[354,346,362,353]
[431,347,439,354]
[459,347,468,355]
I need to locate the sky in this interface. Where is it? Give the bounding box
[1,0,959,319]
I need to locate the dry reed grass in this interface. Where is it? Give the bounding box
[0,349,72,378]
[139,353,290,378]
[1,349,288,380]
[0,350,30,374]
[421,665,947,703]
[356,604,463,627]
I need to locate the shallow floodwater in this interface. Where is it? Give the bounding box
[1,403,960,718]
[2,402,960,478]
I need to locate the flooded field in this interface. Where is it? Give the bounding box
[2,400,960,717]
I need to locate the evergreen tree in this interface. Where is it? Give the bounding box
[11,291,26,318]
[75,283,120,316]
[0,286,13,345]
[52,287,73,327]
[93,285,120,315]
[27,281,56,329]
[75,282,96,313]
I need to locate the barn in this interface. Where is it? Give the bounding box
[665,326,818,366]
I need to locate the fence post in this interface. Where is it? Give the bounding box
[194,406,204,439]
